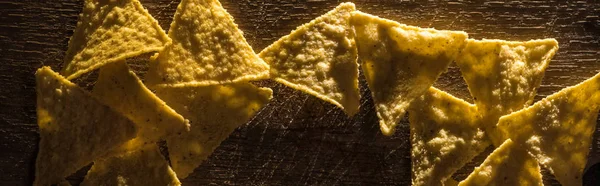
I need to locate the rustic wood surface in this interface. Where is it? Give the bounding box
[1,0,599,185]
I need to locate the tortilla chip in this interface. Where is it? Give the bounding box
[145,0,269,87]
[409,87,490,186]
[454,39,558,146]
[497,72,600,186]
[445,178,459,186]
[351,12,468,135]
[258,3,360,116]
[81,145,180,186]
[34,67,137,186]
[458,139,542,186]
[92,62,189,153]
[155,83,273,178]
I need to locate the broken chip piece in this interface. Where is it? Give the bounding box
[145,0,269,87]
[34,67,137,186]
[498,72,600,186]
[458,139,542,186]
[259,2,360,116]
[81,144,180,186]
[454,39,558,146]
[351,11,468,135]
[409,87,490,186]
[155,83,273,178]
[92,62,189,153]
[61,0,170,80]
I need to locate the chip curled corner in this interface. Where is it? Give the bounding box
[259,2,360,116]
[351,11,468,135]
[61,0,170,80]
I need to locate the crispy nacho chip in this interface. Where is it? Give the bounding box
[454,39,558,146]
[409,87,490,186]
[497,72,600,186]
[155,83,273,178]
[81,145,180,186]
[61,0,170,80]
[258,3,360,116]
[145,0,269,87]
[92,62,189,153]
[34,67,137,186]
[351,12,468,135]
[458,139,542,186]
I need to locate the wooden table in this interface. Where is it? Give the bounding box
[1,0,599,185]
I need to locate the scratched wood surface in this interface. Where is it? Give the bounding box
[1,0,599,185]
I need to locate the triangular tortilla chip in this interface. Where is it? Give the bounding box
[34,67,137,186]
[454,39,558,146]
[258,3,360,116]
[61,0,170,80]
[497,72,600,186]
[81,145,180,186]
[155,83,273,178]
[351,11,468,135]
[145,0,269,87]
[458,139,542,186]
[409,87,490,186]
[92,62,189,153]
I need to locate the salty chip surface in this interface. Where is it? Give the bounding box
[155,83,273,178]
[61,0,170,80]
[34,67,137,185]
[93,62,189,153]
[498,72,600,186]
[259,2,360,116]
[81,145,180,186]
[455,39,558,146]
[146,0,269,87]
[351,12,468,135]
[409,87,490,186]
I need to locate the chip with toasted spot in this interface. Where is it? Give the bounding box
[92,62,189,153]
[351,11,468,135]
[497,72,600,186]
[155,83,273,178]
[61,0,170,80]
[145,0,269,87]
[454,39,558,146]
[81,145,180,186]
[34,67,137,186]
[258,3,360,116]
[458,139,542,186]
[409,87,490,186]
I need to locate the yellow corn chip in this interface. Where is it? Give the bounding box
[81,145,180,186]
[34,67,137,186]
[458,139,542,186]
[258,3,360,116]
[351,12,468,135]
[409,87,490,186]
[454,39,558,146]
[155,83,273,178]
[145,0,269,87]
[92,62,189,153]
[497,72,600,186]
[61,0,170,80]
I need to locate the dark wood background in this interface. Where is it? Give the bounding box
[1,0,600,185]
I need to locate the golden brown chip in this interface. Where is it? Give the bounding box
[81,145,180,186]
[351,11,468,135]
[155,83,273,178]
[409,87,490,186]
[92,62,189,153]
[259,2,360,116]
[34,67,137,186]
[145,0,269,87]
[61,0,170,80]
[498,72,600,186]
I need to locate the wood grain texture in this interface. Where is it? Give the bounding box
[0,0,599,185]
